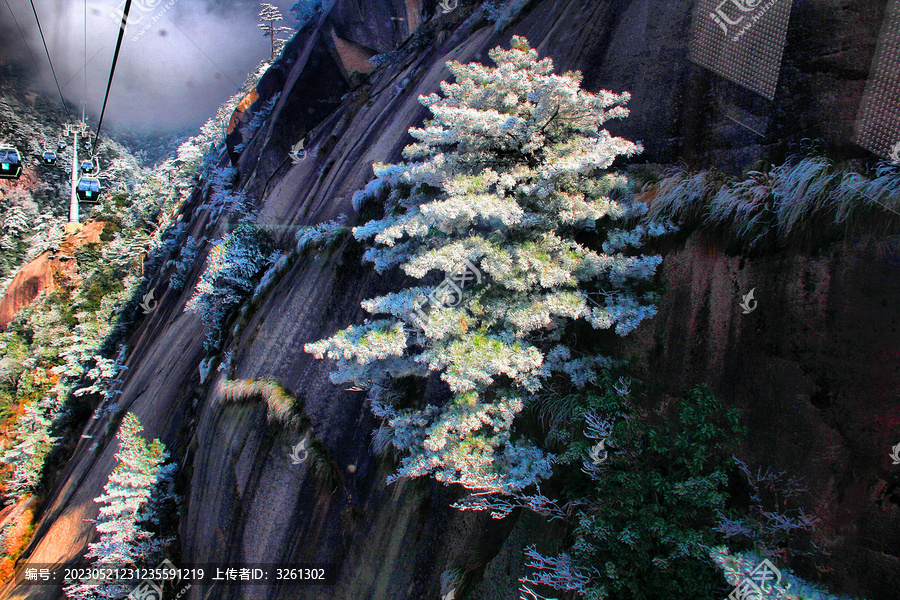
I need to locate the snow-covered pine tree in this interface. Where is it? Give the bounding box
[64,413,174,600]
[258,3,292,60]
[185,220,277,353]
[1,395,56,496]
[306,37,664,498]
[2,204,33,239]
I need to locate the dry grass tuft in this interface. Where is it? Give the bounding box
[645,157,900,249]
[215,378,342,492]
[217,378,302,427]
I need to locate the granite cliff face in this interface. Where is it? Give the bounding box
[4,1,898,599]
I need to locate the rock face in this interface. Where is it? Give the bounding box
[4,1,898,599]
[624,232,900,596]
[0,221,106,330]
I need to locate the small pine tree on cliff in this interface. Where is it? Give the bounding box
[306,37,663,498]
[64,413,176,600]
[258,3,292,60]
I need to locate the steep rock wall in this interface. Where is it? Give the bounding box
[623,232,900,596]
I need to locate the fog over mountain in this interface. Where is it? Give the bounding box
[0,0,294,133]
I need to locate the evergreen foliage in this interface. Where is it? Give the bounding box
[545,384,745,600]
[516,374,836,600]
[0,273,137,499]
[168,236,201,292]
[290,0,325,30]
[306,37,665,497]
[483,0,535,32]
[185,221,278,353]
[295,215,349,253]
[0,53,276,504]
[234,93,281,154]
[258,3,293,60]
[63,413,178,600]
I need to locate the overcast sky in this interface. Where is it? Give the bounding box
[0,0,295,133]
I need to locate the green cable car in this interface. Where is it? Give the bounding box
[0,146,23,180]
[76,176,101,202]
[41,150,57,165]
[57,139,66,150]
[80,160,95,173]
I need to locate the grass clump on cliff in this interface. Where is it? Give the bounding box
[645,157,900,249]
[216,378,340,491]
[218,378,301,426]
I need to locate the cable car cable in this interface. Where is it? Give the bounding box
[91,0,134,151]
[84,0,87,108]
[28,0,73,121]
[60,45,105,92]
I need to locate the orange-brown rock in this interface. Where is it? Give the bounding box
[0,221,105,330]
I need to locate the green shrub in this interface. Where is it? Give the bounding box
[74,243,103,272]
[521,382,746,600]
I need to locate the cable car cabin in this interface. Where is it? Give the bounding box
[57,140,66,150]
[76,177,101,202]
[80,160,95,174]
[41,151,57,166]
[83,140,92,151]
[0,146,23,180]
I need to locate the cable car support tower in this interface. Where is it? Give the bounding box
[62,113,90,233]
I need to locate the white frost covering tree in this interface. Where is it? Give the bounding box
[185,220,277,352]
[306,37,663,498]
[258,3,292,60]
[64,413,174,600]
